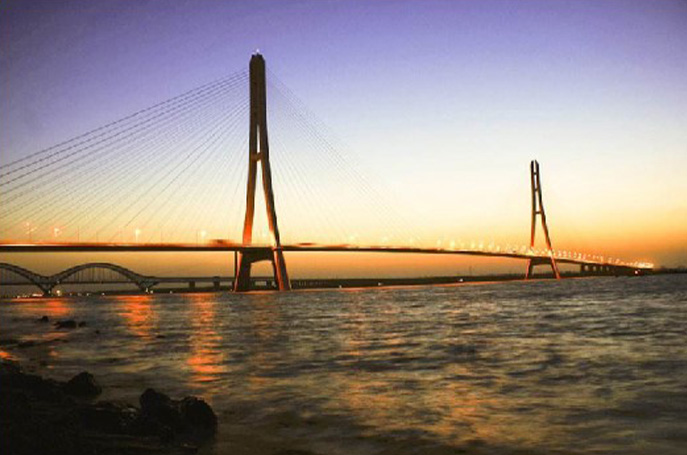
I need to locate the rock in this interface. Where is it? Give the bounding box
[0,360,216,454]
[0,359,21,376]
[179,396,217,430]
[78,321,87,327]
[64,372,102,397]
[54,320,77,329]
[18,340,36,348]
[139,388,182,429]
[140,388,172,413]
[79,401,139,433]
[37,315,50,323]
[1,367,65,402]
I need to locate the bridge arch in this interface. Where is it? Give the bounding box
[0,262,52,295]
[51,263,153,291]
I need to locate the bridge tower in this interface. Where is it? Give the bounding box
[234,53,291,291]
[525,160,561,280]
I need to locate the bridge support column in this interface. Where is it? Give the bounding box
[233,53,291,292]
[524,160,560,280]
[189,281,196,290]
[525,256,560,280]
[234,247,290,292]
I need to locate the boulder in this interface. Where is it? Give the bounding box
[139,388,182,429]
[64,372,102,397]
[79,401,138,433]
[179,396,217,430]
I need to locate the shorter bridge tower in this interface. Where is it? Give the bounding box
[525,160,561,279]
[234,53,291,291]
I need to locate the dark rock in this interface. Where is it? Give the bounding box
[0,359,21,377]
[79,401,139,433]
[78,321,87,327]
[18,340,37,348]
[130,412,175,441]
[0,360,216,454]
[37,315,50,323]
[179,396,217,430]
[139,388,182,429]
[1,367,65,403]
[140,388,172,412]
[54,319,77,329]
[64,372,102,397]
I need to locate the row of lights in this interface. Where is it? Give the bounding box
[17,222,653,268]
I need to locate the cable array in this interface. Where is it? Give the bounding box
[1,67,417,248]
[266,70,418,246]
[2,70,250,243]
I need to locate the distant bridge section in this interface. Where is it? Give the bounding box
[0,242,651,296]
[0,262,233,296]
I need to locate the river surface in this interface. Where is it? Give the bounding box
[1,275,686,454]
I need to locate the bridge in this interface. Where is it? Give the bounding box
[0,262,239,295]
[0,54,652,293]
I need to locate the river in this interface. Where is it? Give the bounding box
[1,274,686,454]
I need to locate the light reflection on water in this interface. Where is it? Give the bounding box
[1,275,686,454]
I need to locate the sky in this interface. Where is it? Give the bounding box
[1,0,686,277]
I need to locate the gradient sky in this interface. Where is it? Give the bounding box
[1,0,686,277]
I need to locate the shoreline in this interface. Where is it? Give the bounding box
[0,357,217,455]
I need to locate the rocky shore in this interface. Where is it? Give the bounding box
[0,358,217,455]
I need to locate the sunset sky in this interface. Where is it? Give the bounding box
[1,0,685,277]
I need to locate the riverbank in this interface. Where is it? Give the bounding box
[0,357,217,455]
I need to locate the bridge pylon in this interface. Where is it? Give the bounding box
[525,160,561,280]
[234,53,291,292]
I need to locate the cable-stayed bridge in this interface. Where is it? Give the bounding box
[0,54,652,293]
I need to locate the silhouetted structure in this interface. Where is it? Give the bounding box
[234,54,290,291]
[525,160,561,279]
[0,56,652,288]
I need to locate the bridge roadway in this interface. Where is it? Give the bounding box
[0,241,648,271]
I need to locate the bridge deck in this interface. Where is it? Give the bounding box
[0,242,649,270]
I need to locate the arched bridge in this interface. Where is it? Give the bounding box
[0,262,233,296]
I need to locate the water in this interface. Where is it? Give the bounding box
[2,275,686,454]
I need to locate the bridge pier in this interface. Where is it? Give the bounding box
[524,161,560,280]
[525,257,560,279]
[232,54,291,292]
[189,281,196,290]
[234,247,290,292]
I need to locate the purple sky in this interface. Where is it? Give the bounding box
[2,0,686,272]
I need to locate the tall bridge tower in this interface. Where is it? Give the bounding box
[525,160,561,279]
[234,53,291,291]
